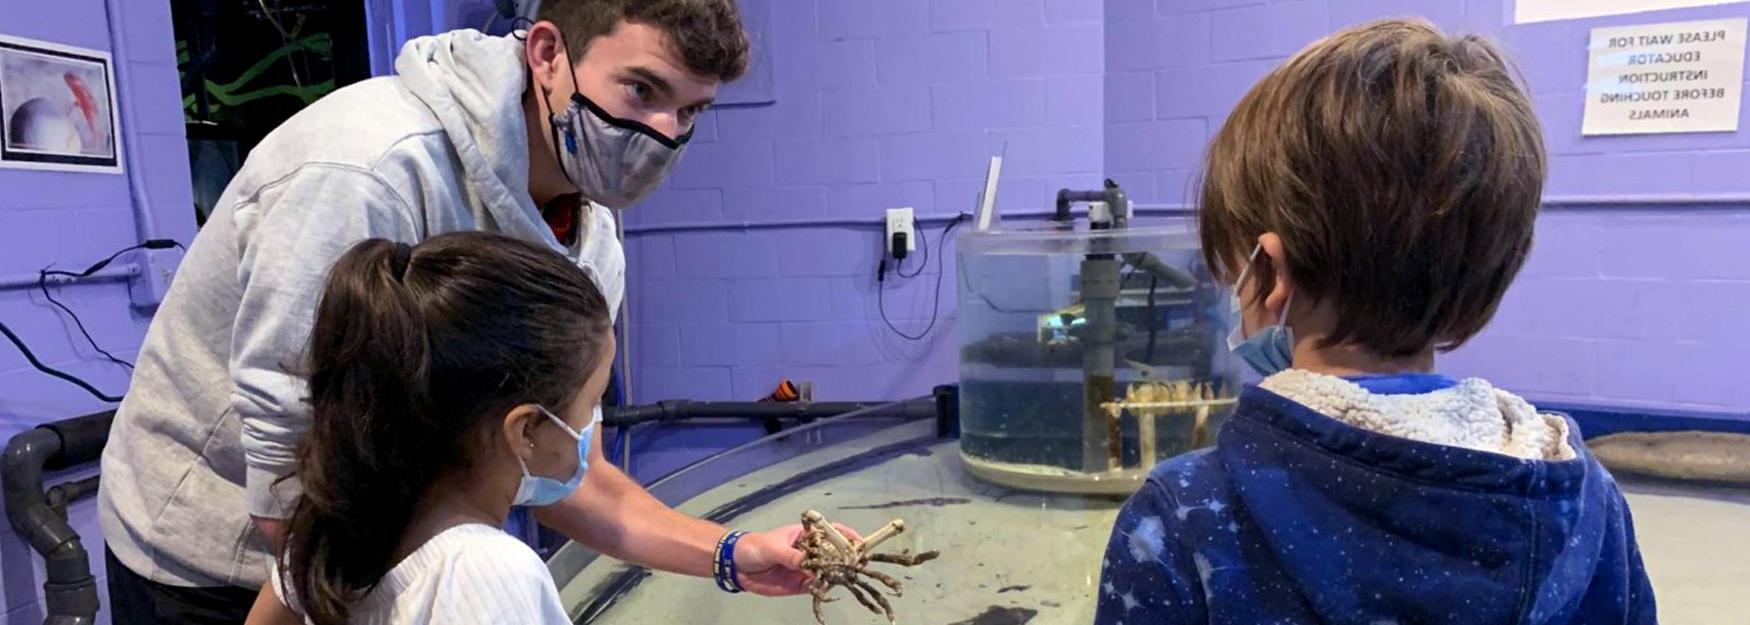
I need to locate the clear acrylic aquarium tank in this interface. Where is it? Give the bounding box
[954,224,1241,495]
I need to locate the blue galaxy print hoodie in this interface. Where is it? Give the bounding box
[1096,370,1656,625]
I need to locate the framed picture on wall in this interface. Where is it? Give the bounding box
[0,34,122,174]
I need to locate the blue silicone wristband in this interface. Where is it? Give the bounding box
[714,530,748,593]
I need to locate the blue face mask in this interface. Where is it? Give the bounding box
[1226,245,1295,377]
[512,406,592,508]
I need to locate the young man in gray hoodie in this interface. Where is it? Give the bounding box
[98,2,812,621]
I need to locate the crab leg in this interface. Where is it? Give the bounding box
[859,519,906,553]
[859,568,904,595]
[856,579,898,624]
[868,550,940,567]
[844,581,885,616]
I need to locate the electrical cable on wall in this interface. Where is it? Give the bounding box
[895,225,928,279]
[39,279,133,370]
[0,322,125,403]
[878,213,968,341]
[4,239,183,403]
[36,240,180,369]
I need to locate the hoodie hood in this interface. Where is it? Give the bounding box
[395,30,556,251]
[1259,370,1575,461]
[1215,385,1626,624]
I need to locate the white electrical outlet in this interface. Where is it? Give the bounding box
[885,207,916,254]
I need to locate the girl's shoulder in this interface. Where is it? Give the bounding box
[371,525,548,595]
[363,524,571,623]
[384,523,547,588]
[272,524,563,624]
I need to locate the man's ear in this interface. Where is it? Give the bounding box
[524,21,569,95]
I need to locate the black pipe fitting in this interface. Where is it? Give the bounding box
[1054,188,1105,224]
[46,476,101,519]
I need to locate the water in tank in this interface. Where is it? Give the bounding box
[955,224,1242,494]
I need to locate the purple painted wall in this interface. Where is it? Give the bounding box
[623,0,1108,407]
[1105,0,1750,415]
[0,0,194,621]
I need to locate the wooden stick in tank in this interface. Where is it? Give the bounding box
[1107,411,1124,471]
[1192,383,1211,447]
[1138,405,1158,467]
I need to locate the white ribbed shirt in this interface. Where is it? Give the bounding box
[272,523,571,624]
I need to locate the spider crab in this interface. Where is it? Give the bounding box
[794,510,940,624]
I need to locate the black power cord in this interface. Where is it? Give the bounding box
[0,322,124,403]
[4,239,184,403]
[38,239,182,282]
[895,226,928,279]
[878,213,967,341]
[39,280,134,370]
[38,242,167,370]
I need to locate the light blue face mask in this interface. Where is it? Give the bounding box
[1226,245,1295,377]
[512,406,592,508]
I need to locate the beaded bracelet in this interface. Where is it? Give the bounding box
[713,530,749,593]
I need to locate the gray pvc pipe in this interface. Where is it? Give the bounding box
[5,414,111,625]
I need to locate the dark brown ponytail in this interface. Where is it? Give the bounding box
[281,232,610,625]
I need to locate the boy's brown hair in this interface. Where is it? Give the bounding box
[539,0,750,82]
[1199,19,1546,358]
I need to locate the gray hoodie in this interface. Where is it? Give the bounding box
[98,30,624,589]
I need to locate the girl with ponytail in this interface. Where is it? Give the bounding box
[245,231,613,625]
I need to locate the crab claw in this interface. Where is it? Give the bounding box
[860,519,907,552]
[805,510,855,552]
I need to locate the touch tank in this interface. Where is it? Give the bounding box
[549,402,1749,625]
[954,216,1241,495]
[551,402,1129,624]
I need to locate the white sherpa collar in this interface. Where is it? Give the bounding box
[1259,370,1576,461]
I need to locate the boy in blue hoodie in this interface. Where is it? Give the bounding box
[1095,19,1656,625]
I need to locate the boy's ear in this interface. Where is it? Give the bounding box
[1258,232,1295,312]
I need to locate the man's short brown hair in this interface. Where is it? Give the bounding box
[1199,19,1546,358]
[539,0,750,83]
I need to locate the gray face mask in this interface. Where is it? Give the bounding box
[549,91,690,208]
[546,43,692,209]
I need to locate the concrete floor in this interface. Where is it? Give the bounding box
[559,421,1750,625]
[1616,478,1750,625]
